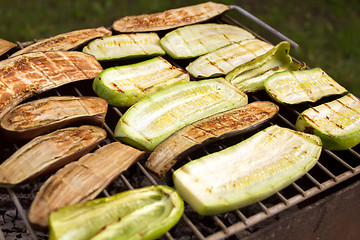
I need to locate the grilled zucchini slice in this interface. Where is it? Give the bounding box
[49,185,184,240]
[83,33,165,61]
[225,41,301,92]
[186,39,273,78]
[296,93,360,150]
[114,78,248,151]
[264,68,347,104]
[93,57,189,107]
[173,125,322,215]
[160,23,255,59]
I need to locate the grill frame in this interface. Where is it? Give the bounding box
[1,5,360,240]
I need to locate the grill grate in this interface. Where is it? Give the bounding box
[1,6,360,240]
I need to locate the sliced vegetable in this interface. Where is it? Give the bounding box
[29,142,145,229]
[173,125,322,215]
[83,33,165,61]
[112,2,229,32]
[115,78,248,151]
[0,125,106,187]
[186,39,273,78]
[0,38,17,56]
[93,57,189,107]
[296,93,360,150]
[146,101,279,178]
[48,185,184,240]
[225,41,302,92]
[0,96,108,141]
[264,68,347,104]
[160,23,255,59]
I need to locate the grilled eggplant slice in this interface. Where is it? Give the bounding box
[264,68,347,104]
[93,57,189,107]
[0,96,108,141]
[146,101,279,178]
[48,185,184,240]
[160,23,255,59]
[0,125,106,187]
[173,125,322,215]
[0,38,16,56]
[186,39,273,78]
[0,51,103,120]
[11,27,112,57]
[225,41,302,92]
[115,78,248,151]
[296,93,360,150]
[29,142,145,229]
[112,2,229,32]
[83,33,165,61]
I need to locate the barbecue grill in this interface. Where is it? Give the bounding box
[1,4,359,240]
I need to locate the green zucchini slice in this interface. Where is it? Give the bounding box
[160,23,255,59]
[296,93,360,150]
[93,57,189,107]
[48,185,184,240]
[264,68,347,104]
[186,39,273,78]
[83,33,165,61]
[225,41,301,92]
[114,78,248,151]
[173,125,322,215]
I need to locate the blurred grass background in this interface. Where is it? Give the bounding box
[0,0,359,96]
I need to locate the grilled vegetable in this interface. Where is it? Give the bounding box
[29,142,145,229]
[225,41,302,92]
[160,23,255,59]
[0,96,108,141]
[186,39,273,78]
[83,33,165,61]
[0,125,106,187]
[115,78,248,151]
[146,101,279,178]
[0,51,103,120]
[11,27,112,57]
[93,57,189,107]
[48,185,184,240]
[296,93,360,150]
[264,68,347,104]
[0,38,16,56]
[173,125,322,215]
[112,1,229,32]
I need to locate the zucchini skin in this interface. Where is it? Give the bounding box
[173,125,322,215]
[48,185,184,240]
[295,93,360,150]
[92,57,189,107]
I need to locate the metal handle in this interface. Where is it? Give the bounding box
[230,5,299,48]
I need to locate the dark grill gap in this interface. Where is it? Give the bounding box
[1,5,359,240]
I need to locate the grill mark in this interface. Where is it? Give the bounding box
[128,34,149,55]
[58,52,89,79]
[205,57,225,74]
[76,98,92,116]
[336,97,360,115]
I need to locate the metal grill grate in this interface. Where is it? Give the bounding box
[1,6,360,240]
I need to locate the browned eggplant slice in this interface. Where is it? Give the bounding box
[0,38,17,56]
[0,51,103,120]
[112,2,230,32]
[0,96,108,141]
[0,125,106,187]
[28,142,145,229]
[11,27,112,57]
[145,101,279,177]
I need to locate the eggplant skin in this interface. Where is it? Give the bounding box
[295,93,360,150]
[146,101,279,178]
[0,96,108,141]
[48,185,184,240]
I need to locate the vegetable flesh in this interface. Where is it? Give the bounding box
[48,185,184,240]
[296,93,360,150]
[173,125,322,215]
[115,78,248,151]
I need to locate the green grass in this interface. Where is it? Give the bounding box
[0,0,359,96]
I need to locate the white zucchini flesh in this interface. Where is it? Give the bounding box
[173,125,322,215]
